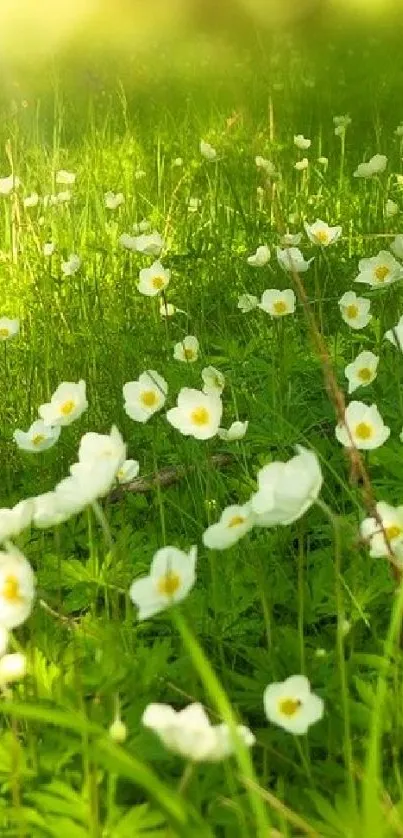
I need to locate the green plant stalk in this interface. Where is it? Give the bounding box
[363,578,403,834]
[171,608,272,838]
[316,498,357,810]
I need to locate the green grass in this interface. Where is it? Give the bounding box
[2,24,403,837]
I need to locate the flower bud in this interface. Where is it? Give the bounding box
[109,717,127,744]
[0,653,26,684]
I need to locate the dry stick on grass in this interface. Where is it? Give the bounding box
[109,453,234,501]
[289,262,402,581]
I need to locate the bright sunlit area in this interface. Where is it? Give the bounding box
[0,1,403,837]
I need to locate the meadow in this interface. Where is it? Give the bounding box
[2,22,403,837]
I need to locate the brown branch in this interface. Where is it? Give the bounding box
[289,262,402,581]
[109,453,234,502]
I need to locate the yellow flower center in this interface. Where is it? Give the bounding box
[228,515,246,528]
[278,698,301,717]
[2,575,22,603]
[385,525,402,540]
[152,276,166,290]
[273,300,288,315]
[60,399,75,416]
[0,328,10,338]
[315,230,329,244]
[32,433,45,446]
[190,406,210,426]
[358,367,372,382]
[140,390,158,408]
[355,421,373,440]
[183,347,196,361]
[157,570,181,596]
[346,304,358,319]
[374,265,390,282]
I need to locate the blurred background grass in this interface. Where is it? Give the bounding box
[0,0,401,79]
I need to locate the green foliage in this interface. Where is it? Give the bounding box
[1,22,403,838]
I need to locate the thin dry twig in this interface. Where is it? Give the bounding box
[109,453,234,501]
[289,262,402,581]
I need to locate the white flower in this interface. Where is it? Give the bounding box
[132,219,150,235]
[130,545,197,620]
[259,289,295,317]
[333,114,351,129]
[55,170,76,185]
[44,191,71,206]
[0,653,27,685]
[344,351,379,394]
[61,254,81,276]
[33,492,70,529]
[317,156,329,167]
[354,251,402,287]
[237,294,259,313]
[255,156,276,176]
[202,366,225,395]
[104,191,124,210]
[280,232,302,247]
[173,157,183,167]
[52,427,127,511]
[55,461,118,513]
[173,335,199,363]
[360,502,403,560]
[119,233,137,251]
[166,388,222,441]
[0,318,19,341]
[276,247,313,273]
[188,197,201,213]
[295,158,309,171]
[203,503,255,550]
[43,194,59,208]
[294,135,311,150]
[23,192,39,208]
[0,546,35,629]
[339,291,372,329]
[116,459,140,484]
[396,124,403,137]
[39,380,88,427]
[43,242,55,257]
[138,261,170,296]
[354,154,387,178]
[251,446,323,527]
[142,701,254,762]
[135,169,146,180]
[335,401,390,450]
[247,245,270,267]
[0,627,9,657]
[200,140,217,161]
[304,219,342,246]
[13,419,61,452]
[0,175,20,195]
[57,190,72,204]
[123,371,167,423]
[385,315,403,349]
[77,426,126,469]
[134,231,164,257]
[390,235,403,259]
[386,199,399,218]
[0,500,34,544]
[218,420,248,441]
[334,115,351,137]
[263,675,324,736]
